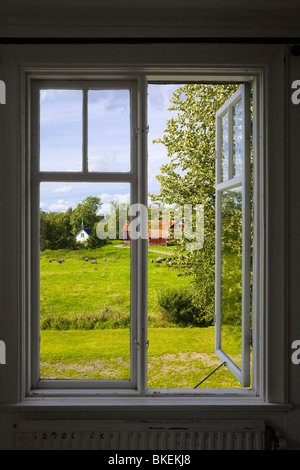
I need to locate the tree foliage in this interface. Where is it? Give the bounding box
[86,222,106,249]
[151,83,240,324]
[40,207,75,250]
[40,196,104,250]
[70,196,103,236]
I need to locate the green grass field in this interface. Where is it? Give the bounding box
[40,242,189,329]
[39,243,244,389]
[40,327,241,388]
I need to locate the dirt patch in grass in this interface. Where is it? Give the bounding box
[147,352,224,388]
[148,352,219,370]
[41,357,130,380]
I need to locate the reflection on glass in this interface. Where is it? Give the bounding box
[233,99,243,178]
[40,90,83,172]
[39,182,131,380]
[221,187,243,368]
[88,90,131,172]
[221,112,229,182]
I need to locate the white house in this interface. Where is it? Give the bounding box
[75,228,93,243]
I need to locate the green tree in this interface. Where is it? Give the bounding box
[86,221,106,249]
[150,83,240,324]
[40,210,49,251]
[40,207,75,250]
[70,196,103,236]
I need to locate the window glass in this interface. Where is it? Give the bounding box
[39,182,131,381]
[88,90,131,172]
[147,82,251,390]
[33,78,254,392]
[221,187,243,369]
[233,99,243,179]
[40,89,83,172]
[221,112,229,182]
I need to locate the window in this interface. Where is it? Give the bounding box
[215,84,251,387]
[26,69,261,397]
[31,80,138,390]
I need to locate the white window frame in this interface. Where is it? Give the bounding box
[215,84,251,387]
[22,65,266,401]
[29,78,144,392]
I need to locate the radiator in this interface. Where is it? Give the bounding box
[14,420,269,450]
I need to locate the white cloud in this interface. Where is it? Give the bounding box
[40,198,73,213]
[98,192,130,215]
[53,186,73,193]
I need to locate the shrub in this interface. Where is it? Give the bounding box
[157,286,213,327]
[40,308,130,330]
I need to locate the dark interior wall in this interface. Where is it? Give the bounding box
[0,0,300,450]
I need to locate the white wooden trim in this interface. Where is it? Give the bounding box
[136,75,148,394]
[36,172,133,182]
[216,176,243,192]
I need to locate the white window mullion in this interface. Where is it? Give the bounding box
[241,82,252,388]
[136,75,148,394]
[29,80,42,390]
[129,79,139,390]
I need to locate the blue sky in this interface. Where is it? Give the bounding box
[39,84,179,215]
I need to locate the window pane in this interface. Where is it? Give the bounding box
[233,98,243,178]
[39,182,131,381]
[40,90,83,171]
[88,90,131,172]
[146,83,245,390]
[221,187,243,369]
[221,112,229,182]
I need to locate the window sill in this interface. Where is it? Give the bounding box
[0,392,291,413]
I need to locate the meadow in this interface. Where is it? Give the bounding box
[39,242,242,389]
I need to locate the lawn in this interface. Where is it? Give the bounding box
[40,242,190,329]
[39,243,245,389]
[40,327,241,388]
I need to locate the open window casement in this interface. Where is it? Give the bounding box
[215,84,251,387]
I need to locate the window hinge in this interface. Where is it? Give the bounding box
[136,126,149,135]
[135,339,149,350]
